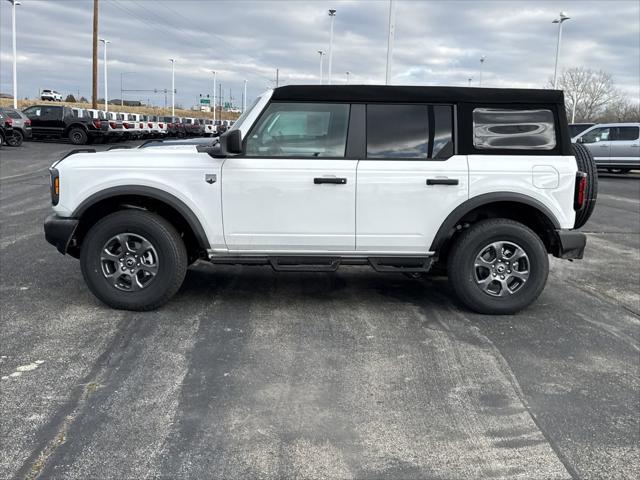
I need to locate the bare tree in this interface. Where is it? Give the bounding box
[552,68,620,123]
[598,98,640,123]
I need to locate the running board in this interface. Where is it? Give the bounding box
[208,255,432,273]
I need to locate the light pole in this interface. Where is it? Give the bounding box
[211,70,216,123]
[552,11,570,89]
[243,79,247,112]
[169,58,175,116]
[7,0,20,109]
[99,38,110,111]
[385,0,396,85]
[120,72,136,107]
[327,9,336,84]
[479,55,486,87]
[317,50,325,84]
[468,77,473,87]
[346,71,350,84]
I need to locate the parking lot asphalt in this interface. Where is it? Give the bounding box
[1,141,638,480]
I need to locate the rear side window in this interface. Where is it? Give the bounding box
[473,108,556,150]
[366,104,453,159]
[614,126,639,141]
[246,102,350,157]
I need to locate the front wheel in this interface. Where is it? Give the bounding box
[80,210,187,311]
[447,219,549,315]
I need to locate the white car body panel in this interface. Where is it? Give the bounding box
[356,156,469,252]
[467,155,577,229]
[54,150,226,249]
[221,158,357,251]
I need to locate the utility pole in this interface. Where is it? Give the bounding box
[328,9,336,84]
[211,70,216,123]
[243,79,247,112]
[169,58,175,116]
[99,38,110,111]
[92,0,99,109]
[7,0,20,109]
[318,50,325,84]
[385,0,396,85]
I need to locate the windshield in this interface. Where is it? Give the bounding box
[229,95,262,132]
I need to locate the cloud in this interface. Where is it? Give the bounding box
[0,0,638,107]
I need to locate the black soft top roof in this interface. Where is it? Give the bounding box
[271,85,564,105]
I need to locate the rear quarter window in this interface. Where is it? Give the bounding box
[473,108,556,150]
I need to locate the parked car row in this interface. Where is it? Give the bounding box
[570,122,640,173]
[0,104,236,146]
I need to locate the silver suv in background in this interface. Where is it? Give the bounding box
[573,123,640,173]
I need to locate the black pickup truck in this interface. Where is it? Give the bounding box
[22,105,108,144]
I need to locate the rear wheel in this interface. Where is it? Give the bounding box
[572,143,598,228]
[447,219,549,315]
[6,130,23,147]
[80,210,187,311]
[68,127,88,145]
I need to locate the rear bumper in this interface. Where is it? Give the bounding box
[554,229,586,259]
[44,214,78,255]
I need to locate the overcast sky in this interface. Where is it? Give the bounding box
[1,0,638,109]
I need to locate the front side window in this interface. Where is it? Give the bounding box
[613,126,639,141]
[246,102,349,157]
[23,107,42,118]
[581,127,610,143]
[473,108,556,150]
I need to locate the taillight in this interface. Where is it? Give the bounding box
[148,122,153,128]
[159,123,164,128]
[50,168,59,205]
[24,119,31,126]
[168,123,173,128]
[109,121,116,129]
[574,172,587,210]
[93,119,101,129]
[139,122,143,129]
[4,117,12,126]
[123,122,130,129]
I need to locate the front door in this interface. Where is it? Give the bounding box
[222,102,357,252]
[356,104,468,253]
[580,126,612,166]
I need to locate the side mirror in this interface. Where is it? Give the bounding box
[220,129,243,155]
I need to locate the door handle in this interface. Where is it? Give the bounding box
[314,177,347,185]
[426,178,459,186]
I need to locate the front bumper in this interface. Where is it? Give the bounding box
[44,214,78,255]
[555,230,586,259]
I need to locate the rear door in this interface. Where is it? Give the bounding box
[610,126,640,166]
[356,103,468,253]
[222,102,356,252]
[579,126,612,167]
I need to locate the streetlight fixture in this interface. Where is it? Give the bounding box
[120,71,136,107]
[7,0,20,109]
[346,71,350,84]
[479,55,486,87]
[327,9,336,84]
[317,50,325,84]
[211,70,216,123]
[169,58,176,116]
[552,11,570,89]
[468,77,473,87]
[99,38,110,111]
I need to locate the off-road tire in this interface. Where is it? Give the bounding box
[80,210,187,311]
[572,143,598,228]
[68,127,88,145]
[448,219,549,315]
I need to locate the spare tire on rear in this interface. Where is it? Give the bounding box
[572,143,598,229]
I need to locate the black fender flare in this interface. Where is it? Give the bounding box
[72,185,211,249]
[429,192,561,252]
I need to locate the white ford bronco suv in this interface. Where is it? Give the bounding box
[44,86,596,314]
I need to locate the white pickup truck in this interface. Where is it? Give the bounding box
[44,85,596,313]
